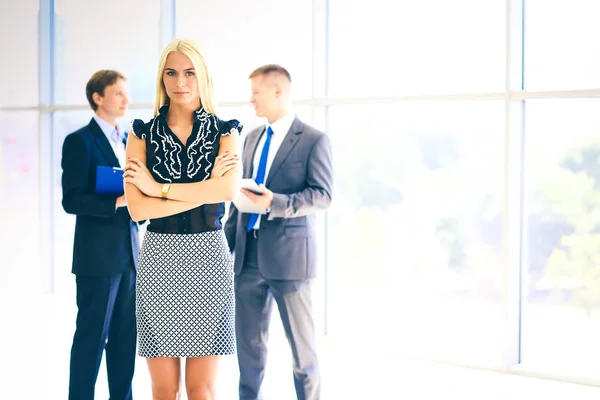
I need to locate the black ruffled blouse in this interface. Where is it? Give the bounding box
[130,105,242,234]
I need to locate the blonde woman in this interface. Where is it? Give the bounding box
[123,38,242,400]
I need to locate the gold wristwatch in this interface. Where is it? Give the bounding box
[161,183,171,200]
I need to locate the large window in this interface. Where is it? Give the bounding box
[0,0,38,106]
[177,0,313,100]
[525,0,600,90]
[54,0,161,104]
[522,99,600,378]
[327,102,505,363]
[4,0,600,395]
[0,112,40,293]
[328,0,506,97]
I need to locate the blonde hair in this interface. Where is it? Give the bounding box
[153,38,217,117]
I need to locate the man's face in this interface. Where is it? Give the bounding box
[95,78,129,119]
[250,75,277,118]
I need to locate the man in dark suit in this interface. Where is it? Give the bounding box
[61,70,139,400]
[225,65,333,400]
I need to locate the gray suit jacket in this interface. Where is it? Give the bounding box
[224,117,333,280]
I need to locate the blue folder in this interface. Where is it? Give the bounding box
[96,165,124,196]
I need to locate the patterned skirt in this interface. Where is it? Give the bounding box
[136,230,235,358]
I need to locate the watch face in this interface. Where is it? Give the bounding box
[161,184,170,198]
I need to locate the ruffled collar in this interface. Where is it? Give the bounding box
[158,104,208,121]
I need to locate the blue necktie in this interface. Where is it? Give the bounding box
[111,128,126,167]
[246,127,274,231]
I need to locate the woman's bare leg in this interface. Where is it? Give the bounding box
[185,355,222,400]
[146,357,182,400]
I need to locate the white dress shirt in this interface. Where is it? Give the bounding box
[94,115,126,167]
[249,112,296,230]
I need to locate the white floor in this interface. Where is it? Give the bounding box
[4,289,600,399]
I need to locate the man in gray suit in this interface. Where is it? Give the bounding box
[225,64,333,400]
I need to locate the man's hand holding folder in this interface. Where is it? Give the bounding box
[96,165,125,196]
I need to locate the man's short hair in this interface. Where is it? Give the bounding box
[86,70,126,111]
[248,64,291,83]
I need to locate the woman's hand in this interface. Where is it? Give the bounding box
[123,157,161,197]
[211,151,240,179]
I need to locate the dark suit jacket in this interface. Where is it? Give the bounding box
[61,118,140,276]
[224,117,333,280]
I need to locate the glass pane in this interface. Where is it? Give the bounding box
[327,102,505,363]
[177,0,313,100]
[54,0,160,104]
[329,0,506,97]
[525,0,600,90]
[52,109,154,296]
[0,0,38,106]
[522,99,600,378]
[0,112,40,293]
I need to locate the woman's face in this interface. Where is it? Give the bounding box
[163,51,200,108]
